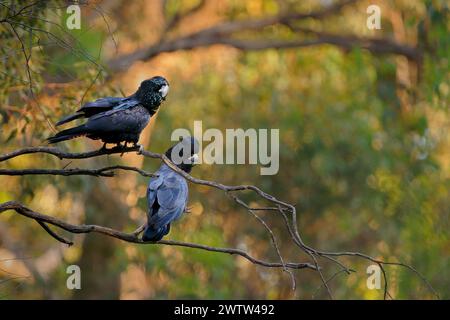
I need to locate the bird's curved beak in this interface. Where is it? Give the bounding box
[187,154,199,165]
[159,84,170,100]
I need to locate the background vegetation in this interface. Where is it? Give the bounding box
[0,0,448,299]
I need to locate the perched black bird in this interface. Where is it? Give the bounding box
[143,137,199,242]
[47,76,169,147]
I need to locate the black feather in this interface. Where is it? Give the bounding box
[47,125,87,144]
[55,113,83,126]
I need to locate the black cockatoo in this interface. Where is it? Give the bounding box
[47,76,169,147]
[143,137,200,241]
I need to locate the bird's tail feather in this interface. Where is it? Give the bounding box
[47,125,88,144]
[142,225,170,242]
[55,113,83,126]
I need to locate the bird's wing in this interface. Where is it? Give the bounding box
[78,96,140,114]
[147,173,165,209]
[56,96,140,126]
[78,97,124,111]
[148,170,188,230]
[84,106,149,133]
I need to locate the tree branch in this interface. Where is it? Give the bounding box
[161,0,208,36]
[0,165,156,177]
[0,145,439,299]
[0,201,315,271]
[0,145,141,162]
[108,0,421,71]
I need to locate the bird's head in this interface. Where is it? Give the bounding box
[165,136,200,173]
[135,76,169,109]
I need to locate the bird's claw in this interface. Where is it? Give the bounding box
[184,206,192,213]
[116,143,127,156]
[136,144,144,155]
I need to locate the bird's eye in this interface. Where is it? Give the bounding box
[158,84,169,98]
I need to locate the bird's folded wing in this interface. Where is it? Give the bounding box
[149,174,188,229]
[56,97,140,126]
[151,206,184,230]
[147,175,164,208]
[85,107,148,133]
[77,96,140,115]
[78,97,125,111]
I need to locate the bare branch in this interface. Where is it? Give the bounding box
[0,165,156,177]
[0,145,141,162]
[108,0,420,71]
[232,195,296,290]
[0,201,315,271]
[36,220,73,245]
[0,145,439,299]
[110,31,421,72]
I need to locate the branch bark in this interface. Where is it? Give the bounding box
[0,165,155,177]
[0,201,314,271]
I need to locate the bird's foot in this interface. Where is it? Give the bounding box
[111,142,123,150]
[135,144,144,155]
[184,206,193,214]
[114,142,127,156]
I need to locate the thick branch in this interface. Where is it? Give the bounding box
[109,0,359,70]
[0,201,315,271]
[0,145,141,162]
[108,0,420,71]
[110,33,420,72]
[0,165,155,177]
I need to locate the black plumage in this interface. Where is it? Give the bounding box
[143,137,199,241]
[47,76,169,146]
